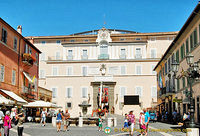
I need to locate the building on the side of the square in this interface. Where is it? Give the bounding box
[38,86,52,102]
[154,2,200,123]
[27,28,177,117]
[0,18,41,104]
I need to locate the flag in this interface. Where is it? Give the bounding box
[32,75,35,83]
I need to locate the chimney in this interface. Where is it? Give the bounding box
[17,25,22,34]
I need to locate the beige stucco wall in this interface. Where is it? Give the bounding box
[31,31,176,117]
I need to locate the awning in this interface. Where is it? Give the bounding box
[0,94,14,105]
[0,89,28,104]
[23,72,33,83]
[24,100,61,108]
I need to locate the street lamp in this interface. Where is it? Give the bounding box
[186,53,194,66]
[171,61,179,73]
[171,54,200,128]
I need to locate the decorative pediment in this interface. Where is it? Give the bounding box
[96,27,112,43]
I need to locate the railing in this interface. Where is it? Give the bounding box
[81,55,88,60]
[67,56,73,60]
[48,56,63,61]
[135,54,142,59]
[22,53,35,65]
[23,86,29,93]
[119,55,126,59]
[98,54,109,60]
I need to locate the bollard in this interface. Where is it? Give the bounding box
[79,117,83,127]
[107,118,112,127]
[52,117,56,127]
[114,117,117,127]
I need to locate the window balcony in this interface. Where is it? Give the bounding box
[22,53,36,65]
[81,55,88,60]
[48,56,63,61]
[98,54,109,60]
[135,54,142,59]
[119,55,126,59]
[67,56,73,60]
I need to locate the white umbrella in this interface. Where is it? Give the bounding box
[24,100,61,108]
[0,94,14,105]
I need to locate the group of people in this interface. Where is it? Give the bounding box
[0,107,25,136]
[123,109,150,136]
[55,109,70,132]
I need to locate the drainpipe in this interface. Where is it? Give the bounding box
[18,38,21,95]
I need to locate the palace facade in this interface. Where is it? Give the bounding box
[27,28,177,117]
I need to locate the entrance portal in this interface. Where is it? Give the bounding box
[91,82,116,113]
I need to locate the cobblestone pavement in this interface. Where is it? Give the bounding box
[0,115,187,136]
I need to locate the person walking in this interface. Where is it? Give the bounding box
[144,109,150,136]
[0,108,4,136]
[63,109,70,131]
[41,108,47,126]
[139,110,145,135]
[15,111,25,136]
[56,109,63,132]
[172,110,177,124]
[123,113,128,130]
[98,115,102,131]
[10,108,16,125]
[4,111,11,136]
[128,111,135,136]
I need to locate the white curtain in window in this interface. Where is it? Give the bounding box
[136,87,142,97]
[136,65,142,75]
[52,88,57,98]
[151,87,157,98]
[82,88,88,98]
[120,87,126,98]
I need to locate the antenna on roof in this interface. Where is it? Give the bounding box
[103,14,106,28]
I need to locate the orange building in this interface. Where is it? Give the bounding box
[0,18,41,103]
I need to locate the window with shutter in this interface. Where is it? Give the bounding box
[13,37,18,51]
[121,66,126,75]
[82,88,88,98]
[68,50,73,60]
[1,28,7,44]
[66,88,72,98]
[56,52,60,60]
[82,66,87,76]
[12,70,16,85]
[120,87,126,98]
[150,49,157,58]
[40,70,45,78]
[135,48,142,58]
[136,87,142,97]
[52,67,58,76]
[151,87,157,98]
[52,88,57,98]
[66,67,72,75]
[0,65,5,82]
[136,65,142,75]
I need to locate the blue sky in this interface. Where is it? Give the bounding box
[0,0,199,36]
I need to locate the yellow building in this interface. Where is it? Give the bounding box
[154,2,200,123]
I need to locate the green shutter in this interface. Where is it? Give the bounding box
[186,39,189,54]
[194,28,197,46]
[176,50,179,62]
[190,34,193,50]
